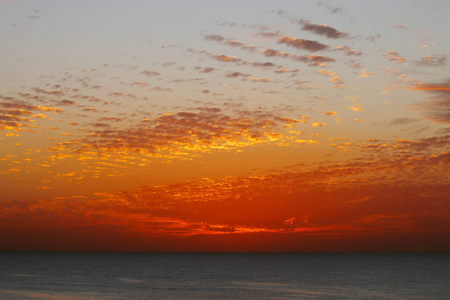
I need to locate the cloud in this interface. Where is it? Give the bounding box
[32,88,64,96]
[317,70,336,76]
[393,23,407,28]
[203,32,333,66]
[0,101,64,113]
[51,99,78,106]
[140,71,160,77]
[204,34,225,42]
[329,76,344,84]
[225,72,251,78]
[317,2,346,15]
[335,46,362,56]
[274,68,298,73]
[245,61,276,68]
[349,104,363,112]
[213,55,240,62]
[360,69,374,78]
[409,80,450,124]
[383,51,406,63]
[252,78,272,82]
[390,118,419,125]
[297,55,335,66]
[224,39,247,48]
[66,107,305,157]
[150,87,173,92]
[290,16,349,39]
[260,48,291,58]
[300,23,349,39]
[253,31,281,41]
[278,36,329,52]
[196,67,216,73]
[415,55,447,68]
[131,81,148,86]
[1,129,449,251]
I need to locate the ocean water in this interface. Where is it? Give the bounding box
[0,253,448,299]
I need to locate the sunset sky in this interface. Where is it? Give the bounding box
[1,0,449,252]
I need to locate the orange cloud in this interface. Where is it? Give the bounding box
[360,69,374,78]
[383,51,406,63]
[2,136,448,251]
[329,76,344,84]
[214,55,240,62]
[349,104,364,112]
[335,46,362,56]
[317,69,336,76]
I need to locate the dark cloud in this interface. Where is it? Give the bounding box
[278,36,329,52]
[244,61,276,68]
[203,33,332,67]
[204,34,225,42]
[300,23,349,39]
[295,55,335,66]
[52,99,78,106]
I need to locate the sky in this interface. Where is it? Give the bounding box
[0,0,449,252]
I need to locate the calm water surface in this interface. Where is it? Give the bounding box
[0,253,448,299]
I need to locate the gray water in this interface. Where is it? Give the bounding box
[0,253,448,299]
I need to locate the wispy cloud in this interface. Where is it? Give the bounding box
[415,55,447,68]
[409,80,450,124]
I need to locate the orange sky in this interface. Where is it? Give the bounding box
[0,0,449,252]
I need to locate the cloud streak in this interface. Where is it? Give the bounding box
[409,80,450,124]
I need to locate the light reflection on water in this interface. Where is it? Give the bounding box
[0,253,448,299]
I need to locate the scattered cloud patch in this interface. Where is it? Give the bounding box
[383,51,406,63]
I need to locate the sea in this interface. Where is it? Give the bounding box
[0,253,448,299]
